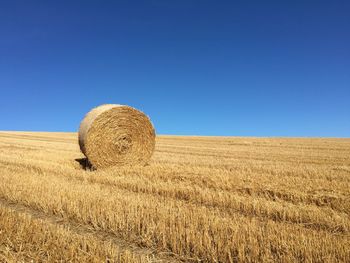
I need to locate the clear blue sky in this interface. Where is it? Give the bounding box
[1,1,349,137]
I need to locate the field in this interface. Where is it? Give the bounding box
[0,131,349,262]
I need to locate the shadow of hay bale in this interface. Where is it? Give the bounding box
[75,158,95,171]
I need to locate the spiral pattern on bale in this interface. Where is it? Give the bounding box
[78,104,155,169]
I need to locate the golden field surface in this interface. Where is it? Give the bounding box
[0,132,349,263]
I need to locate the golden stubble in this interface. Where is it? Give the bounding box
[0,131,349,262]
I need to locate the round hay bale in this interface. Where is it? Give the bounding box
[78,104,155,169]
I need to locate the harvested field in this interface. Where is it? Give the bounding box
[0,131,349,262]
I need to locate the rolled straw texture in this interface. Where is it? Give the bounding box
[78,104,155,169]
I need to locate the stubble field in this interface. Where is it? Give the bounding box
[0,131,349,262]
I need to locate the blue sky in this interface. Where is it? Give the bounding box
[0,1,349,137]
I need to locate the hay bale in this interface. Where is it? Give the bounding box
[78,104,155,169]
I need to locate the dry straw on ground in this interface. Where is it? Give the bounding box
[78,104,155,169]
[0,132,349,262]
